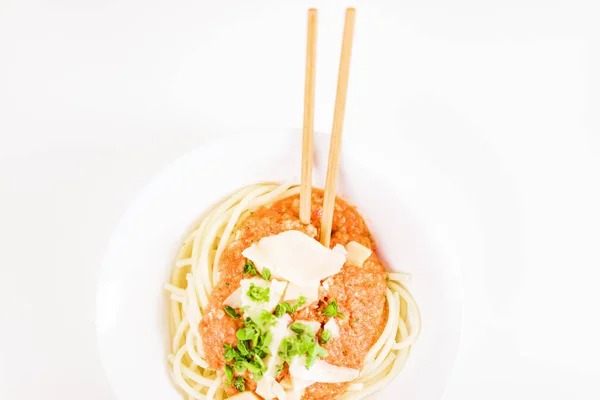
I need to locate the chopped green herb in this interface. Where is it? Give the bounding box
[238,319,259,348]
[236,327,256,341]
[255,330,272,355]
[233,376,245,392]
[306,340,328,368]
[290,322,306,334]
[275,295,308,317]
[322,299,346,319]
[236,317,260,339]
[242,312,276,343]
[274,304,286,317]
[224,364,234,381]
[255,310,277,329]
[321,329,332,344]
[243,260,257,276]
[278,327,328,368]
[263,331,273,348]
[224,306,240,318]
[225,282,230,287]
[253,354,266,370]
[353,318,360,323]
[322,299,338,316]
[247,283,270,303]
[296,296,307,308]
[245,361,261,374]
[226,306,281,386]
[237,340,250,356]
[278,337,295,363]
[223,344,241,362]
[233,360,247,373]
[252,371,264,382]
[262,268,271,280]
[229,355,266,382]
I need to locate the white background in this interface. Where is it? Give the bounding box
[1,0,599,399]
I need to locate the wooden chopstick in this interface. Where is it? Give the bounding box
[320,8,356,247]
[300,8,318,225]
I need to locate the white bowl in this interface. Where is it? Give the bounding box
[96,129,463,400]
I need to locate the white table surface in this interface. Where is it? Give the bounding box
[1,0,599,399]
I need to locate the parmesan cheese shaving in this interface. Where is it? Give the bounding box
[241,230,347,287]
[223,287,242,308]
[289,356,359,383]
[256,376,276,400]
[321,277,334,292]
[345,241,372,266]
[267,279,287,311]
[284,390,305,400]
[283,283,319,308]
[323,317,340,339]
[289,375,314,391]
[256,376,288,400]
[281,373,312,399]
[264,314,292,376]
[272,381,287,400]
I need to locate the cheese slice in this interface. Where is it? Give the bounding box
[321,277,334,292]
[256,376,276,400]
[280,375,313,400]
[240,278,287,318]
[268,314,292,355]
[284,390,304,400]
[289,375,314,391]
[223,287,243,308]
[289,357,359,383]
[284,374,314,400]
[345,241,372,266]
[271,381,287,400]
[323,317,340,339]
[226,392,260,400]
[283,283,319,309]
[266,279,288,311]
[264,314,292,376]
[256,376,288,400]
[241,230,347,287]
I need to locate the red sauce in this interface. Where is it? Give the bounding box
[199,189,388,399]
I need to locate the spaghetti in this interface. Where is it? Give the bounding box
[166,183,421,400]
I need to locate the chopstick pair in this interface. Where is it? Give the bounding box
[299,8,356,248]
